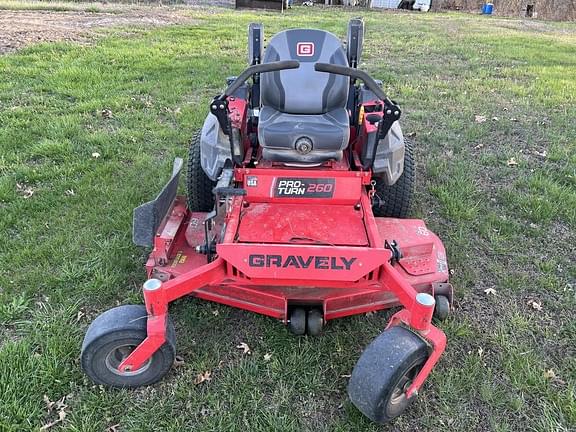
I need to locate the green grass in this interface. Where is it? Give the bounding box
[1,5,575,431]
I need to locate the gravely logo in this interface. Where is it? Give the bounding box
[248,254,357,270]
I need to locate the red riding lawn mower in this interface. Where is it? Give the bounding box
[81,19,454,423]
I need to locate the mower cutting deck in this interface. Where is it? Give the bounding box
[81,19,453,424]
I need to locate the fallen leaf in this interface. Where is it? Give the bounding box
[193,370,212,385]
[40,395,68,430]
[43,395,55,412]
[263,353,272,362]
[173,355,185,367]
[543,369,566,385]
[236,342,251,355]
[76,310,85,322]
[474,115,487,123]
[40,410,66,430]
[91,152,101,158]
[527,299,543,311]
[101,109,113,119]
[533,150,547,158]
[484,288,497,295]
[506,157,518,167]
[16,183,34,198]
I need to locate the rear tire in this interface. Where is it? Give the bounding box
[187,130,215,212]
[372,139,414,218]
[348,326,428,423]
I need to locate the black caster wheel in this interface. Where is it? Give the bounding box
[288,308,306,335]
[348,326,428,423]
[433,295,450,321]
[81,305,176,388]
[306,309,323,336]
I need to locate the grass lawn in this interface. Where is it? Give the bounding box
[1,4,575,431]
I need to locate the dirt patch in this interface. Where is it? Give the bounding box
[0,7,197,54]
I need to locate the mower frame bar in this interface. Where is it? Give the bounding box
[222,60,300,98]
[314,62,391,105]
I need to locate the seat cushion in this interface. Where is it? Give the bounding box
[258,106,350,164]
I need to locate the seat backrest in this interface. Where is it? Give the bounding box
[261,29,349,115]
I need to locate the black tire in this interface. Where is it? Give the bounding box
[306,309,323,336]
[187,130,215,212]
[288,308,306,336]
[434,295,450,321]
[81,305,176,388]
[348,326,428,423]
[372,139,415,218]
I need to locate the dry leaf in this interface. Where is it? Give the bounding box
[506,157,518,167]
[40,395,68,430]
[173,355,185,367]
[263,353,272,362]
[43,395,54,412]
[76,310,85,322]
[533,150,547,158]
[91,152,101,158]
[543,369,566,385]
[528,299,543,311]
[474,115,487,123]
[236,342,251,354]
[484,288,497,295]
[193,370,212,385]
[16,183,34,198]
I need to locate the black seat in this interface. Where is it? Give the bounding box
[258,29,350,164]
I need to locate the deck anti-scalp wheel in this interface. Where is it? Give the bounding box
[433,295,451,321]
[81,305,176,388]
[306,309,323,336]
[288,308,306,335]
[348,326,428,423]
